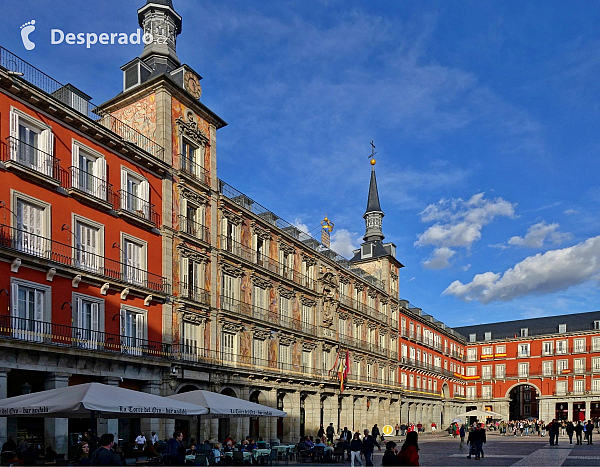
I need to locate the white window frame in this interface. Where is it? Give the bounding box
[519,343,530,357]
[72,292,104,349]
[495,364,506,379]
[557,359,569,373]
[520,328,528,337]
[221,331,237,362]
[253,337,265,364]
[518,362,529,378]
[181,256,205,300]
[481,386,492,399]
[466,386,476,400]
[482,346,493,356]
[467,348,477,362]
[558,324,567,333]
[556,339,568,355]
[73,214,104,273]
[466,367,477,377]
[182,319,203,361]
[10,277,51,342]
[593,378,600,394]
[593,337,600,352]
[593,357,600,373]
[555,380,567,396]
[573,338,586,353]
[120,305,148,356]
[121,232,148,286]
[542,360,554,377]
[120,165,150,217]
[484,331,492,341]
[71,139,107,199]
[9,107,54,175]
[495,345,506,355]
[222,273,240,311]
[574,379,584,395]
[11,190,52,254]
[482,365,492,380]
[181,197,206,238]
[543,341,553,356]
[574,358,585,374]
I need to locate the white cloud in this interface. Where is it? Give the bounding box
[293,218,309,233]
[461,264,471,271]
[415,193,515,268]
[507,221,571,248]
[409,277,416,282]
[443,235,600,303]
[564,209,579,215]
[422,247,456,270]
[329,228,360,258]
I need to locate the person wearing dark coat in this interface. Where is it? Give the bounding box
[549,419,560,446]
[318,424,325,439]
[587,420,594,445]
[474,425,486,459]
[341,427,352,443]
[362,429,380,467]
[575,421,584,445]
[381,441,400,466]
[566,422,575,444]
[466,428,476,459]
[166,431,185,466]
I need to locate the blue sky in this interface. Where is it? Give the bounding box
[3,0,600,327]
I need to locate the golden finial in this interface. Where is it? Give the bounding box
[321,214,334,233]
[369,140,377,166]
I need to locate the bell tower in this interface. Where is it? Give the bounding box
[137,0,182,72]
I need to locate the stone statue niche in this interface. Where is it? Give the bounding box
[319,267,339,328]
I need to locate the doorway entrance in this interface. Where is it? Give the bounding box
[508,384,538,420]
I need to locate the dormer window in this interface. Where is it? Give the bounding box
[595,321,600,331]
[469,333,476,343]
[361,243,373,259]
[558,324,567,333]
[484,331,492,341]
[520,328,528,337]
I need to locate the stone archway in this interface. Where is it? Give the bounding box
[506,383,540,420]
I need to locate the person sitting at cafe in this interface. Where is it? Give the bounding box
[223,435,235,448]
[73,442,91,466]
[305,437,315,448]
[247,439,257,450]
[143,440,159,459]
[213,443,223,464]
[1,436,16,462]
[89,434,122,466]
[186,443,197,455]
[314,438,327,448]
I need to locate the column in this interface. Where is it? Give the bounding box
[400,401,409,425]
[267,389,279,444]
[585,398,591,421]
[44,373,69,454]
[0,369,9,445]
[339,396,352,433]
[141,381,161,440]
[568,401,574,421]
[239,387,250,442]
[98,377,120,439]
[283,391,300,443]
[209,419,219,442]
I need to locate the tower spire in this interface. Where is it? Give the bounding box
[137,0,182,72]
[363,141,385,242]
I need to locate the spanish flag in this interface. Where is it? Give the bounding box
[338,350,350,393]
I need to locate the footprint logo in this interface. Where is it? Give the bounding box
[20,20,36,51]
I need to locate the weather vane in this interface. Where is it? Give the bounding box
[369,140,377,166]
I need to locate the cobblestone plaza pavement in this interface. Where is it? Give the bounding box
[302,433,600,466]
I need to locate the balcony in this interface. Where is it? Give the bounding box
[517,351,531,358]
[178,215,209,243]
[2,137,62,187]
[0,314,169,358]
[178,282,209,306]
[116,190,160,228]
[178,154,210,187]
[0,224,169,294]
[67,166,113,210]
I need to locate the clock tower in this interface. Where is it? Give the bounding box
[137,0,182,72]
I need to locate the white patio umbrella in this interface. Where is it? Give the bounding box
[168,390,287,419]
[0,382,208,418]
[456,409,505,420]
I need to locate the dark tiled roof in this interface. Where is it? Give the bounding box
[453,310,600,341]
[365,168,382,214]
[146,0,174,7]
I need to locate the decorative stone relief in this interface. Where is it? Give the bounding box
[251,274,272,290]
[354,282,365,292]
[180,185,208,205]
[253,328,272,340]
[380,296,389,305]
[367,321,378,330]
[322,343,337,352]
[337,311,349,321]
[353,317,364,326]
[390,303,399,312]
[222,321,244,333]
[354,354,365,363]
[300,295,317,307]
[302,341,317,351]
[176,112,209,146]
[279,335,295,346]
[177,245,208,263]
[251,222,271,240]
[278,285,295,299]
[221,261,244,278]
[221,208,243,226]
[301,253,317,266]
[181,311,206,325]
[390,333,398,341]
[366,357,376,365]
[338,275,350,285]
[368,289,377,299]
[278,240,295,255]
[390,271,399,281]
[319,267,339,329]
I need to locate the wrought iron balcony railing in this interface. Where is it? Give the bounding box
[68,165,112,202]
[116,190,160,226]
[0,224,169,294]
[3,136,61,180]
[178,282,210,305]
[178,153,209,185]
[178,215,209,243]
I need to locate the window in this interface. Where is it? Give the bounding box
[72,140,107,199]
[574,358,585,374]
[252,233,269,266]
[557,359,569,373]
[401,344,407,359]
[181,138,205,175]
[302,350,312,371]
[556,340,568,355]
[558,324,567,333]
[279,344,290,367]
[542,341,553,356]
[409,347,415,359]
[253,338,264,364]
[409,374,414,389]
[495,364,505,379]
[555,380,567,395]
[302,305,312,328]
[481,386,492,399]
[221,332,236,361]
[466,367,477,377]
[181,257,204,301]
[120,306,147,356]
[73,293,103,349]
[467,348,477,362]
[379,333,385,350]
[482,365,492,380]
[593,357,600,372]
[521,328,529,337]
[574,379,584,395]
[573,338,586,353]
[279,296,290,321]
[181,198,206,240]
[416,376,420,389]
[182,320,201,360]
[222,274,239,311]
[495,345,506,356]
[222,215,240,253]
[367,363,373,382]
[433,380,437,392]
[482,346,493,356]
[10,278,51,342]
[120,166,150,218]
[9,107,54,176]
[122,234,147,286]
[13,193,50,256]
[252,286,266,311]
[593,337,600,352]
[74,216,103,273]
[466,386,476,399]
[524,406,531,415]
[595,321,600,331]
[593,379,600,394]
[518,362,529,378]
[401,317,407,335]
[401,373,407,388]
[484,332,492,341]
[519,344,530,357]
[542,361,554,376]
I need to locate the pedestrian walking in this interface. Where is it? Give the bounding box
[318,424,325,439]
[466,427,476,459]
[396,431,420,466]
[474,424,486,459]
[575,421,584,445]
[549,419,560,446]
[326,423,335,444]
[395,424,400,436]
[361,429,380,466]
[587,420,594,445]
[459,425,466,450]
[350,432,363,467]
[372,424,381,442]
[400,423,407,437]
[566,422,575,444]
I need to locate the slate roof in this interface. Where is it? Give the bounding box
[453,310,600,341]
[365,167,382,214]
